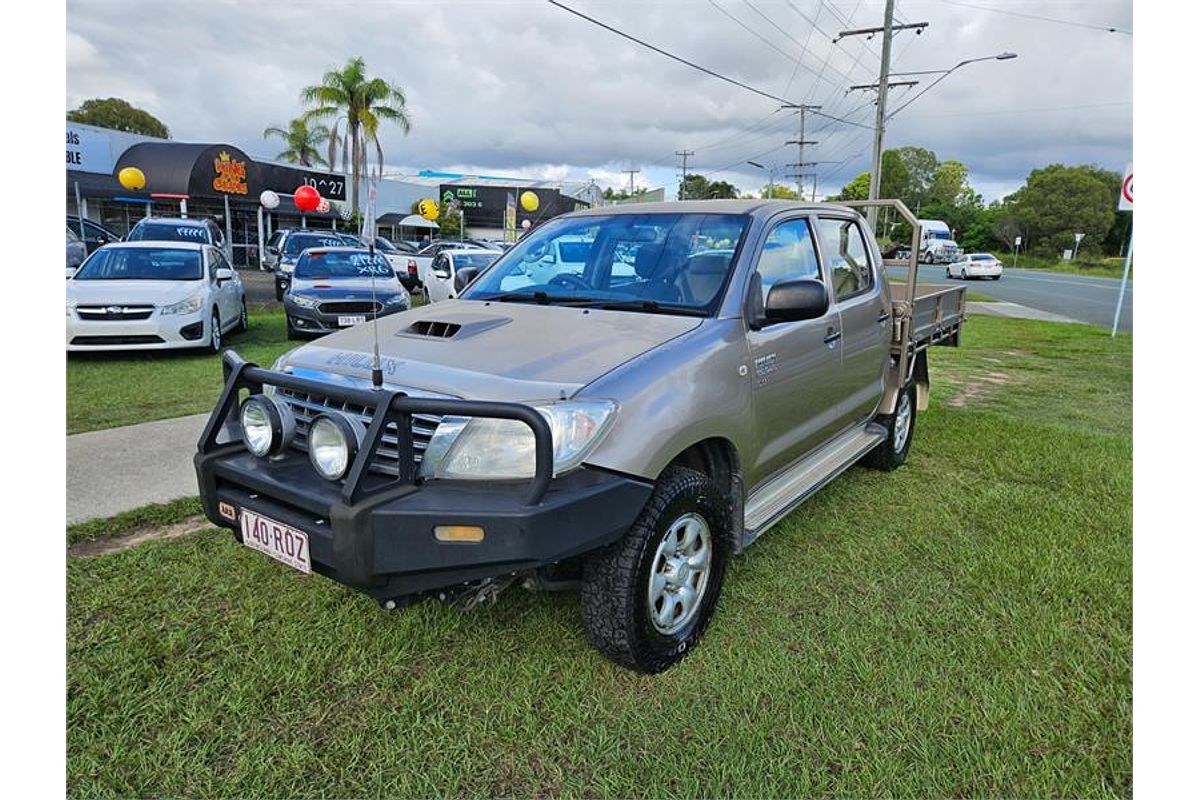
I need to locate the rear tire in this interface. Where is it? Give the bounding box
[863,381,916,471]
[581,466,730,673]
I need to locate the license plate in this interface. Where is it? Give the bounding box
[240,509,311,574]
[337,315,366,326]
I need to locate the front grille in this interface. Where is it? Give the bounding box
[71,335,164,346]
[275,387,442,477]
[318,301,381,315]
[76,305,155,321]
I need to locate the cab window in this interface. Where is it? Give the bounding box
[815,217,873,301]
[756,218,821,305]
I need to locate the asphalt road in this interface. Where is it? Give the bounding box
[888,265,1132,332]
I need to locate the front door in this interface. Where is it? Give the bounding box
[813,216,890,426]
[745,216,844,485]
[427,253,454,302]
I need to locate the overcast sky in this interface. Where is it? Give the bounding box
[65,0,1132,202]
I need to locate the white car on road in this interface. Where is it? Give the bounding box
[424,249,503,303]
[946,252,1004,280]
[67,241,247,352]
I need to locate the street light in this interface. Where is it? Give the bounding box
[887,52,1017,118]
[747,160,777,199]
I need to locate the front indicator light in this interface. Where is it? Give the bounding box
[434,525,486,543]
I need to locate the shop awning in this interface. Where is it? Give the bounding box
[386,213,439,229]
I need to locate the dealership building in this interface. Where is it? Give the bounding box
[67,122,595,267]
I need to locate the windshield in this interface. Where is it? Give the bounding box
[374,237,397,252]
[127,222,209,244]
[463,213,750,314]
[294,250,393,279]
[284,233,348,256]
[73,247,203,281]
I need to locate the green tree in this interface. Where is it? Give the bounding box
[679,174,709,200]
[891,146,938,207]
[301,57,412,216]
[929,160,969,206]
[706,180,738,199]
[1007,164,1118,256]
[67,97,169,138]
[760,183,800,199]
[262,118,331,168]
[436,202,463,239]
[831,172,870,201]
[879,149,912,204]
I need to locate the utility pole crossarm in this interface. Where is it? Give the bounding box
[834,21,927,42]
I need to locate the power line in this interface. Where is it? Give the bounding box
[547,0,872,131]
[935,0,1131,35]
[708,1,854,91]
[547,0,807,106]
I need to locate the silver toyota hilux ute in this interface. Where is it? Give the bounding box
[196,199,966,673]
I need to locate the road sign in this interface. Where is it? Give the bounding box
[1119,163,1132,210]
[1014,235,1022,247]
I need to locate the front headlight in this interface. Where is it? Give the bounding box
[239,394,295,457]
[66,303,75,318]
[288,294,319,309]
[161,293,204,316]
[425,400,616,480]
[308,412,364,480]
[385,293,410,307]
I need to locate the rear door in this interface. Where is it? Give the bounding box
[745,215,845,484]
[813,216,889,428]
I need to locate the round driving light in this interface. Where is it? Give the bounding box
[239,394,295,457]
[308,412,362,480]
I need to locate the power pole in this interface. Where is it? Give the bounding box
[675,150,694,199]
[783,104,820,196]
[621,168,640,196]
[835,2,928,231]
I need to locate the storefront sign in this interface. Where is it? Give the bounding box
[66,126,113,174]
[212,151,249,195]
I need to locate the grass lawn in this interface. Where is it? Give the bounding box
[66,310,297,434]
[1008,254,1129,280]
[66,316,1131,798]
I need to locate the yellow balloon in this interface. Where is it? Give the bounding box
[417,197,439,221]
[520,191,539,212]
[118,166,146,191]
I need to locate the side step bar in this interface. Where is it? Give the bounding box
[743,423,887,546]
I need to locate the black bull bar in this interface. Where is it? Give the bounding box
[197,350,555,507]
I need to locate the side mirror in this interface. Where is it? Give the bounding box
[764,278,829,323]
[267,246,280,256]
[432,268,451,280]
[453,266,480,293]
[216,267,234,283]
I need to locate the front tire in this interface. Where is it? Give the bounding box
[863,381,916,471]
[960,268,968,280]
[208,311,222,354]
[581,466,730,673]
[236,299,248,332]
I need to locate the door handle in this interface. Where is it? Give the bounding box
[823,327,841,346]
[877,311,890,323]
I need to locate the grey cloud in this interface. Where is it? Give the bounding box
[66,0,1132,202]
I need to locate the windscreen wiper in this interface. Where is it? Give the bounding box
[584,299,709,317]
[482,291,596,305]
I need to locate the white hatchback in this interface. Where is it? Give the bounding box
[946,252,1004,280]
[67,242,247,352]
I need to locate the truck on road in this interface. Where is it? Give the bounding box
[918,218,960,264]
[195,199,966,673]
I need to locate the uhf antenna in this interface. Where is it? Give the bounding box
[363,175,384,390]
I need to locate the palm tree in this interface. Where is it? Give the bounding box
[300,57,412,216]
[262,118,331,168]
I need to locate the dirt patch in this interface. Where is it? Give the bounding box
[68,515,209,558]
[946,371,1017,408]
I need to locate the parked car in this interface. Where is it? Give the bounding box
[66,227,87,278]
[368,236,422,291]
[67,215,122,254]
[270,231,353,300]
[194,198,966,673]
[337,233,366,247]
[946,252,1003,280]
[67,241,246,353]
[403,240,494,295]
[283,247,411,339]
[126,216,225,248]
[423,249,502,303]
